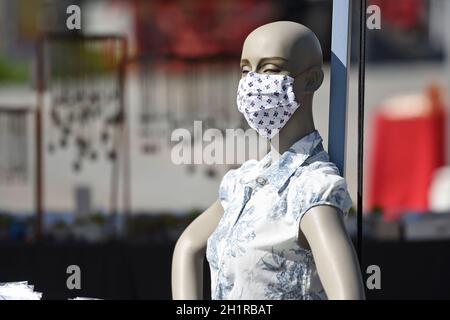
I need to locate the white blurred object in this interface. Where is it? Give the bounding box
[69,297,102,300]
[381,93,432,119]
[0,281,42,300]
[429,166,450,213]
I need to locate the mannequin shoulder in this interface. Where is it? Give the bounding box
[302,159,342,177]
[290,160,348,196]
[287,160,352,222]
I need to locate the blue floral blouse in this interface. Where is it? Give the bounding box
[206,130,353,300]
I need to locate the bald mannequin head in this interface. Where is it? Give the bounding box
[239,21,324,155]
[241,21,323,79]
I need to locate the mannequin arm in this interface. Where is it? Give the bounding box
[300,205,365,300]
[171,199,224,300]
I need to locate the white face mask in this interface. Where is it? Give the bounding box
[236,71,300,139]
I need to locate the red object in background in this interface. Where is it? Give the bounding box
[368,93,446,221]
[131,0,276,58]
[370,0,425,31]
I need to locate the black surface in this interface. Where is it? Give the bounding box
[362,240,450,299]
[0,240,449,299]
[0,242,174,300]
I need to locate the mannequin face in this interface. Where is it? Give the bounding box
[240,21,324,103]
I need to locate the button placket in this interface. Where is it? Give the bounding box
[215,172,268,298]
[215,184,253,298]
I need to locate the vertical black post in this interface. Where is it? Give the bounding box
[357,0,367,268]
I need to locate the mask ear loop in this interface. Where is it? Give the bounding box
[290,65,321,80]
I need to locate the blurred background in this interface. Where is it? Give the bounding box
[0,0,449,299]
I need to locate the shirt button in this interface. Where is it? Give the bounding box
[256,176,267,186]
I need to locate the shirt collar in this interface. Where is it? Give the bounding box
[262,130,323,190]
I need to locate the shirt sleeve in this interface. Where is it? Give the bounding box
[287,162,353,225]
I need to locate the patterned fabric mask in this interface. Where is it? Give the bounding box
[236,71,300,139]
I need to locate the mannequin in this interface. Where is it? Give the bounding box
[172,21,365,300]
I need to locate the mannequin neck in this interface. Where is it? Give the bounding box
[270,93,316,160]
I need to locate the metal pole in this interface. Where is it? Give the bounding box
[120,38,131,235]
[35,37,45,241]
[445,0,450,164]
[328,0,352,176]
[357,0,367,268]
